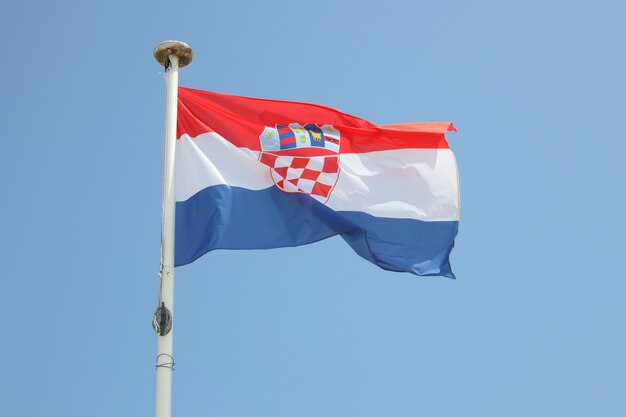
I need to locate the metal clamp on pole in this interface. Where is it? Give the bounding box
[152,302,172,336]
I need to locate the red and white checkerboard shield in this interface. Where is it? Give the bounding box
[258,153,340,204]
[258,123,342,204]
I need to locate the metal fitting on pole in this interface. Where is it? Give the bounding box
[154,41,193,68]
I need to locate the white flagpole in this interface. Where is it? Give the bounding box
[153,40,192,417]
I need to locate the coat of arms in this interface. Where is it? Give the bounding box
[259,123,341,203]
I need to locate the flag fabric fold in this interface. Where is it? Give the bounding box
[174,87,459,277]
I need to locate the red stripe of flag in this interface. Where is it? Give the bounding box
[177,87,454,153]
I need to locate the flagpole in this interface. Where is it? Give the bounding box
[153,40,192,417]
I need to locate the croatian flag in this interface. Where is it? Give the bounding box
[175,87,460,277]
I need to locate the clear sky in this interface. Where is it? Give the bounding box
[1,1,625,416]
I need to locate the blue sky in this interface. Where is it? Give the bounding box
[1,1,625,416]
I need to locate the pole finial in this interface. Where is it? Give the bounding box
[154,40,193,67]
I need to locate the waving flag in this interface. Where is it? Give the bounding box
[175,87,460,277]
